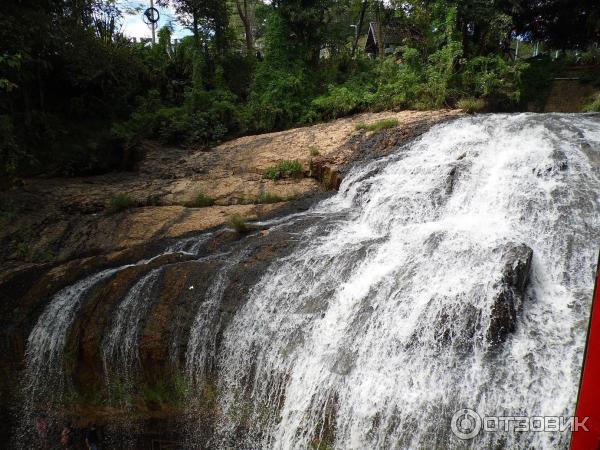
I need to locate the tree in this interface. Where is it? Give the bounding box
[234,0,257,56]
[509,0,600,49]
[159,0,230,54]
[351,0,368,56]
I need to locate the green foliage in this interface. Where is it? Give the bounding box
[583,94,600,112]
[256,192,284,204]
[458,56,528,110]
[264,160,304,180]
[244,11,318,131]
[309,146,320,156]
[0,0,576,181]
[355,119,399,132]
[228,214,249,233]
[185,192,215,207]
[457,98,486,114]
[107,193,135,214]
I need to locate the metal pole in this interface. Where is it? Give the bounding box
[150,0,156,45]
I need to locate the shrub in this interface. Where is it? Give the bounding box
[312,85,364,119]
[457,98,486,114]
[459,56,528,110]
[107,193,135,213]
[309,146,320,156]
[355,118,399,132]
[256,192,284,203]
[583,94,600,112]
[264,160,303,180]
[228,214,248,233]
[185,192,215,207]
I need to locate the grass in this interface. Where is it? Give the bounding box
[185,192,215,207]
[228,214,249,233]
[255,192,284,204]
[457,97,486,114]
[309,146,320,156]
[264,160,304,180]
[355,118,399,132]
[107,193,135,213]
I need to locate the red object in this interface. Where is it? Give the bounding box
[571,251,600,450]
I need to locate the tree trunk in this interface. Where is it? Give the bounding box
[235,0,254,56]
[375,1,385,58]
[352,0,368,56]
[192,14,203,54]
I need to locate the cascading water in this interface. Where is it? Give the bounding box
[202,114,600,449]
[25,267,125,406]
[17,113,600,449]
[102,268,162,398]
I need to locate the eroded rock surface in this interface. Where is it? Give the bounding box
[0,110,461,271]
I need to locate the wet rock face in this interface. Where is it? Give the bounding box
[486,243,534,347]
[0,111,467,446]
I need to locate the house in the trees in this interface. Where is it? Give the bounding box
[364,21,404,56]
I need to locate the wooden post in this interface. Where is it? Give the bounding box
[150,0,156,45]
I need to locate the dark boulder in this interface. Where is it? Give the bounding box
[486,243,533,347]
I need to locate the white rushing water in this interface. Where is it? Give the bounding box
[102,268,162,395]
[25,266,124,404]
[203,114,600,449]
[22,242,203,414]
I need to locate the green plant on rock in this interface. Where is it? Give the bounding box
[355,118,399,132]
[309,146,320,156]
[185,192,215,207]
[264,160,303,180]
[228,214,249,233]
[256,192,284,204]
[107,193,136,214]
[457,98,486,114]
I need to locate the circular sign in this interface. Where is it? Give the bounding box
[143,7,160,24]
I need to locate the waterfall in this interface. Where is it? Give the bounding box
[186,248,250,384]
[18,113,600,449]
[102,268,162,399]
[24,267,124,406]
[205,114,600,449]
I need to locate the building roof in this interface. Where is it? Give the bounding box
[367,21,406,46]
[365,20,425,54]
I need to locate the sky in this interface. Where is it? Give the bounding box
[118,0,192,39]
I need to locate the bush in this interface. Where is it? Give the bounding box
[185,192,215,207]
[355,118,399,132]
[264,160,304,180]
[309,146,320,156]
[458,56,528,110]
[228,214,248,233]
[312,85,365,119]
[457,98,486,114]
[583,94,600,112]
[107,193,136,214]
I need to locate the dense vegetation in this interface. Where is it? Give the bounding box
[1,0,599,182]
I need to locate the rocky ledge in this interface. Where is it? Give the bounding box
[0,110,461,274]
